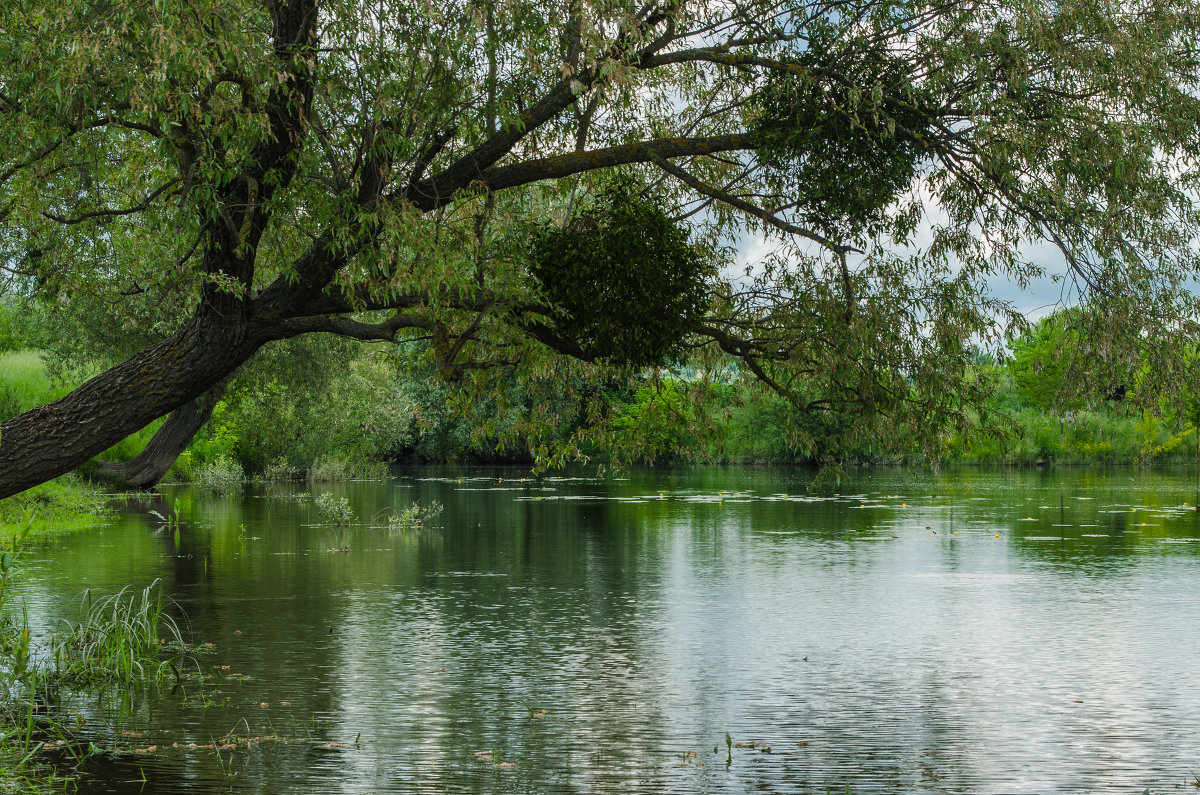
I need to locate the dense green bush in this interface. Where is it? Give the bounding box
[750,43,933,235]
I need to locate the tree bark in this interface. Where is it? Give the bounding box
[89,375,233,490]
[0,311,264,499]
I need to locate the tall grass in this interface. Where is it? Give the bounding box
[0,351,66,422]
[51,580,185,687]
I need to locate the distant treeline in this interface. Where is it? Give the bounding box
[2,302,1198,491]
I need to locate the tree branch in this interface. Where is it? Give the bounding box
[694,322,799,405]
[650,156,856,254]
[273,312,433,341]
[42,179,181,226]
[407,8,680,207]
[476,134,754,196]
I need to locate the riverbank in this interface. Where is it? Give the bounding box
[0,476,113,537]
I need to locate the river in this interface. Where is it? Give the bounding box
[14,466,1200,793]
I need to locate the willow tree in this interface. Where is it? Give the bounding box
[2,0,1199,495]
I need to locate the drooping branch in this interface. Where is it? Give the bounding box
[0,112,163,188]
[693,322,799,405]
[42,179,182,226]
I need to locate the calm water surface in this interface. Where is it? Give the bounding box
[15,466,1200,793]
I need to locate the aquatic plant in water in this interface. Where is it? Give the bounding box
[51,579,186,687]
[192,457,244,495]
[388,501,443,532]
[314,493,356,526]
[1,525,191,787]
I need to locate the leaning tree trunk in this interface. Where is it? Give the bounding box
[0,309,264,499]
[90,375,234,490]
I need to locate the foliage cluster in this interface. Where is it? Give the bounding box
[314,493,356,526]
[524,180,712,369]
[174,344,411,480]
[750,42,934,236]
[189,457,245,495]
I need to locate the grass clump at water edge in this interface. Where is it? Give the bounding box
[0,520,192,788]
[0,477,112,538]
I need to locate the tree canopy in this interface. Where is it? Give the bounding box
[3,0,1200,495]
